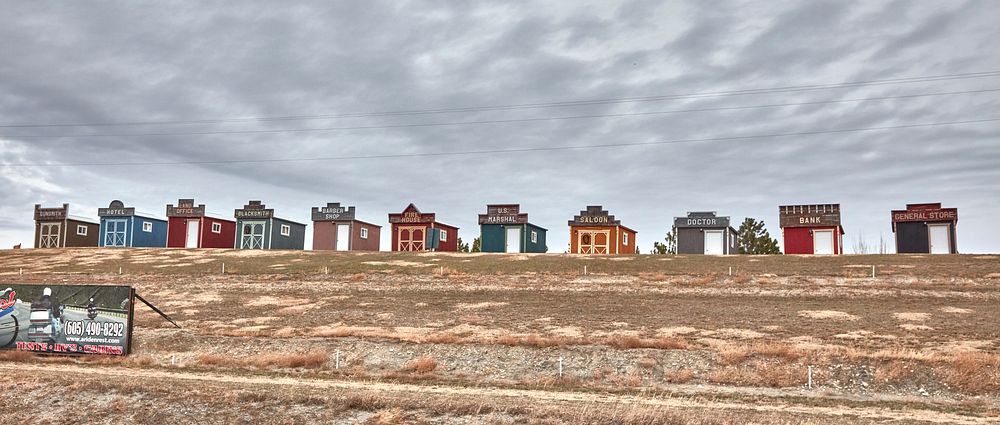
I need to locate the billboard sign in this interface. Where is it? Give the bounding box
[0,284,134,356]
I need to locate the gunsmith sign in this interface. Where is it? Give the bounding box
[311,203,357,221]
[235,201,274,219]
[34,204,68,221]
[98,200,136,217]
[166,199,206,217]
[479,204,528,225]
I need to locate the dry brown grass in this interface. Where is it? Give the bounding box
[707,362,802,388]
[717,342,803,365]
[496,334,571,348]
[401,356,438,374]
[874,360,913,385]
[421,333,460,344]
[637,272,668,282]
[942,352,1000,395]
[664,368,695,383]
[637,357,657,369]
[197,350,329,369]
[350,273,368,282]
[689,274,717,285]
[0,350,35,362]
[605,335,688,350]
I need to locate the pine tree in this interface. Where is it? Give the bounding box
[471,237,481,253]
[737,218,781,254]
[457,237,470,253]
[652,227,677,254]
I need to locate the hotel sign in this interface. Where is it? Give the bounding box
[98,200,136,217]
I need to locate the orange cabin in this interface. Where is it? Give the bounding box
[567,206,637,254]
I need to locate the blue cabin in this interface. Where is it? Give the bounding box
[97,200,168,248]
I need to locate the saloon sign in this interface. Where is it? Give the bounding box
[569,206,620,226]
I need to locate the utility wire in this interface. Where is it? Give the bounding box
[4,88,998,139]
[3,117,997,168]
[3,70,1000,128]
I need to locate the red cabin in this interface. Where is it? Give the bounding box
[387,203,459,252]
[778,204,844,255]
[165,198,237,248]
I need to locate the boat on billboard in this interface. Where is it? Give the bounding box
[0,284,134,356]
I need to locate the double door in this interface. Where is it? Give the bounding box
[578,230,610,254]
[104,219,128,247]
[240,221,266,249]
[39,223,61,248]
[397,226,425,251]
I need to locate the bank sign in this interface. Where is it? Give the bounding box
[0,284,134,356]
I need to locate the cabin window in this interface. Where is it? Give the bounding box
[243,224,252,234]
[623,232,629,245]
[212,222,222,233]
[77,225,88,236]
[440,230,447,241]
[530,230,538,243]
[142,221,153,232]
[582,234,591,244]
[360,227,368,239]
[280,224,291,236]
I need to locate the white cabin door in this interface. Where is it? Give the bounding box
[813,230,834,255]
[704,230,724,255]
[104,219,127,247]
[185,220,199,248]
[336,224,350,251]
[928,224,950,254]
[39,223,61,248]
[505,227,520,253]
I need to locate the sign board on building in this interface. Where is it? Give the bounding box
[0,284,134,356]
[673,212,731,228]
[479,204,529,225]
[98,200,137,217]
[891,203,958,223]
[388,204,435,224]
[779,204,842,227]
[166,198,207,218]
[311,203,358,222]
[235,201,275,219]
[569,206,621,227]
[34,204,68,221]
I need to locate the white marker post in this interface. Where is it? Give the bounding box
[335,349,340,369]
[872,265,876,279]
[222,263,225,274]
[729,266,732,276]
[584,265,588,276]
[119,266,123,275]
[808,365,813,389]
[558,356,563,378]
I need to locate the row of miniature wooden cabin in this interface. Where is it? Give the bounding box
[31,200,959,255]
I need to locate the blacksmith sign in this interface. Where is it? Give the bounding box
[0,284,134,356]
[166,198,206,218]
[311,203,357,221]
[235,201,275,219]
[479,204,528,225]
[97,200,136,217]
[568,206,621,226]
[779,204,842,228]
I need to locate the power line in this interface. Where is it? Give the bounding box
[4,88,998,139]
[3,117,997,168]
[3,70,1000,128]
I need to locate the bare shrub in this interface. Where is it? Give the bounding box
[664,369,695,383]
[401,356,438,374]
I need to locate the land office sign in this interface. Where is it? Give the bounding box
[779,204,841,228]
[34,204,67,221]
[235,201,274,219]
[166,199,206,217]
[0,284,134,356]
[479,204,528,225]
[98,200,136,217]
[311,203,357,222]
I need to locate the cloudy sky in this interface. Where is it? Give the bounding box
[2,0,999,253]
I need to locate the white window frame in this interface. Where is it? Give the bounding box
[360,227,368,239]
[280,224,291,236]
[142,221,153,233]
[211,222,222,234]
[77,225,88,236]
[530,230,538,243]
[623,232,629,246]
[439,229,447,242]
